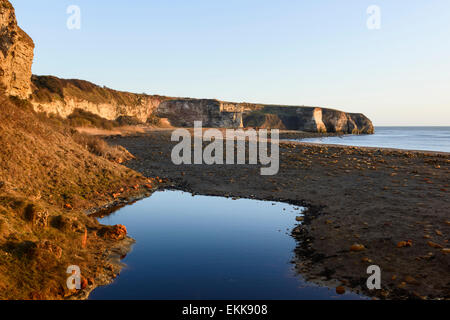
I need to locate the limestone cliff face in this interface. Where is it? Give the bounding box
[30,76,168,123]
[30,75,373,133]
[157,100,374,134]
[249,106,374,134]
[0,0,34,99]
[156,99,243,128]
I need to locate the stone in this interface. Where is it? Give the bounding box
[427,241,443,249]
[335,286,346,295]
[80,278,88,290]
[350,244,365,252]
[397,240,412,248]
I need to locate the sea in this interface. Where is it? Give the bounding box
[297,127,450,153]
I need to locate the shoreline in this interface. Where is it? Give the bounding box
[284,140,450,157]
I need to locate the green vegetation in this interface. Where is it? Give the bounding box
[31,75,161,106]
[26,105,145,131]
[115,115,143,126]
[67,109,120,130]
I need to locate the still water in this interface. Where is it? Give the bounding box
[298,127,450,153]
[90,190,363,300]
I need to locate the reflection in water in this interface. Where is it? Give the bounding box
[90,190,363,300]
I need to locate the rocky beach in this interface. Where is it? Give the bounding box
[103,129,449,299]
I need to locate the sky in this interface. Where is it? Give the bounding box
[10,0,450,126]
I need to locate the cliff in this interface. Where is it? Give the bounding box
[30,75,374,133]
[31,75,169,123]
[0,0,34,99]
[157,100,374,134]
[156,99,243,128]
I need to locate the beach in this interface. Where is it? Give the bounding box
[104,129,450,299]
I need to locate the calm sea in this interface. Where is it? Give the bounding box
[298,127,450,153]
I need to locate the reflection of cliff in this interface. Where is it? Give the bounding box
[0,0,34,99]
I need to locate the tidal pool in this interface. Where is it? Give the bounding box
[90,190,362,300]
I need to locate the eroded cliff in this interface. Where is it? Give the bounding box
[31,75,169,123]
[156,99,243,128]
[157,100,374,134]
[30,74,373,134]
[0,0,34,99]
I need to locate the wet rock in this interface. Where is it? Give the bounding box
[336,286,346,295]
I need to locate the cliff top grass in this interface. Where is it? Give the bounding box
[31,75,167,106]
[0,95,147,299]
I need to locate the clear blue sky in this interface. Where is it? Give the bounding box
[11,0,450,126]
